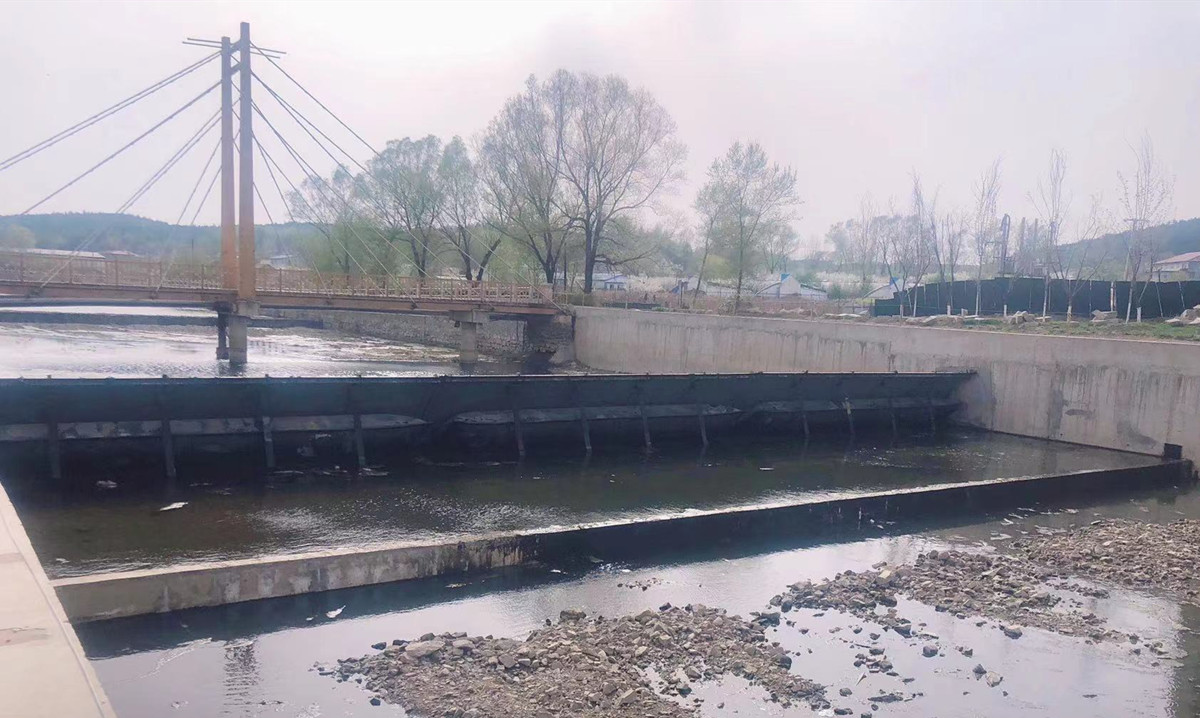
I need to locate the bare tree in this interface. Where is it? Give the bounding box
[360,136,446,278]
[287,168,377,277]
[1051,195,1112,320]
[437,137,501,280]
[889,174,937,315]
[691,176,731,306]
[1030,149,1070,317]
[555,70,688,293]
[1117,134,1174,321]
[852,195,879,288]
[764,224,800,275]
[696,141,801,313]
[478,75,576,286]
[971,158,1003,315]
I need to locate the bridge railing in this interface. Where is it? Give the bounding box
[257,266,551,304]
[0,251,551,305]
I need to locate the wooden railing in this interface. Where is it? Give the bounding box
[0,252,552,305]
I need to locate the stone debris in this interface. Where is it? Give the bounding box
[1012,518,1200,601]
[774,549,1126,642]
[1003,310,1032,326]
[1164,304,1200,325]
[329,605,826,717]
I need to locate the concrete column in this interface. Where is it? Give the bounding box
[215,311,230,360]
[226,300,258,367]
[227,313,248,366]
[450,310,490,369]
[459,321,479,366]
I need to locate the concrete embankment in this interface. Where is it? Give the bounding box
[51,460,1189,622]
[572,307,1200,462]
[0,483,114,717]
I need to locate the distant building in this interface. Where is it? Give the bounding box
[101,250,140,259]
[261,254,301,269]
[1152,251,1200,280]
[7,247,107,260]
[755,273,828,300]
[595,273,628,291]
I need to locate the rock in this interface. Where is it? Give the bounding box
[404,640,444,659]
[973,664,986,675]
[922,644,938,658]
[371,642,387,651]
[1001,625,1023,639]
[369,696,381,706]
[499,654,518,669]
[753,611,781,627]
[834,709,853,715]
[452,639,475,651]
[985,672,1003,687]
[616,688,637,706]
[559,609,587,622]
[839,688,853,696]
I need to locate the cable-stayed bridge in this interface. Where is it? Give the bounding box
[0,22,560,365]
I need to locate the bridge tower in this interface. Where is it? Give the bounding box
[215,22,256,366]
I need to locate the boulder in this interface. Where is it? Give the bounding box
[404,640,445,659]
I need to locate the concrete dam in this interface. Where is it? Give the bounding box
[0,371,967,483]
[1,306,1197,718]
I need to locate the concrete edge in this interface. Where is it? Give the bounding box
[573,305,1200,351]
[52,460,1191,623]
[0,483,115,717]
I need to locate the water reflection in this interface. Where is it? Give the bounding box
[12,428,1156,578]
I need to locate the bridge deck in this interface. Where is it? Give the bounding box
[0,251,559,316]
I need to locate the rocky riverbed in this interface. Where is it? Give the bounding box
[1012,517,1200,601]
[774,549,1128,644]
[327,516,1199,716]
[327,605,826,717]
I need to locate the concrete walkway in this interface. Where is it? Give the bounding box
[0,484,114,718]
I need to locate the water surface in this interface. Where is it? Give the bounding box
[13,428,1156,578]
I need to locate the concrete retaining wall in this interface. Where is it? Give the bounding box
[0,483,114,716]
[52,460,1190,621]
[573,307,1200,461]
[265,308,529,358]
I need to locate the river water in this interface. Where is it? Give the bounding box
[0,307,520,377]
[75,481,1200,718]
[13,428,1155,579]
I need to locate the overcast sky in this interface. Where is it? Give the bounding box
[2,0,1197,249]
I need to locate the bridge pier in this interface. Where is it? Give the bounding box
[451,310,490,369]
[228,313,248,366]
[215,311,230,360]
[216,301,256,367]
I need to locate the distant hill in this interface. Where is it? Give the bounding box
[0,213,317,259]
[1062,217,1200,267]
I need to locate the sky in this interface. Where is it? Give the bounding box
[1,0,1197,251]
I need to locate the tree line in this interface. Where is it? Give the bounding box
[285,69,803,301]
[823,135,1176,319]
